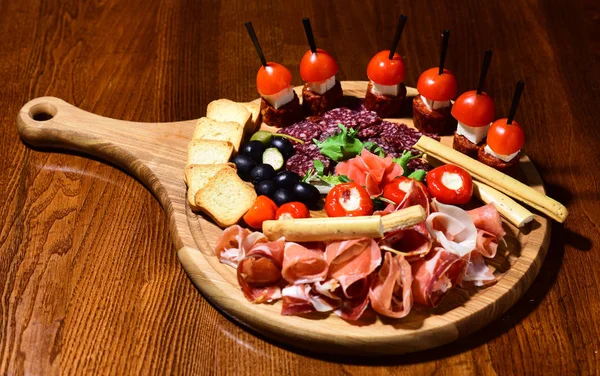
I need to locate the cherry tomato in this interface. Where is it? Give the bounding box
[487,118,525,155]
[426,165,473,205]
[243,195,278,229]
[275,202,310,220]
[300,48,339,83]
[325,182,373,217]
[451,90,495,127]
[366,50,405,86]
[417,67,458,101]
[256,62,293,96]
[382,176,413,205]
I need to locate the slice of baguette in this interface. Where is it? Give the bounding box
[187,139,234,165]
[206,99,253,135]
[195,167,257,227]
[184,163,235,211]
[193,117,244,151]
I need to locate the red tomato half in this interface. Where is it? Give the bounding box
[487,118,525,155]
[417,67,458,101]
[256,62,293,96]
[451,90,495,127]
[300,48,339,83]
[366,50,405,86]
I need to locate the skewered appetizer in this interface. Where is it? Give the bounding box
[364,15,408,118]
[413,30,457,135]
[478,81,525,175]
[300,18,343,116]
[452,50,495,157]
[245,22,302,128]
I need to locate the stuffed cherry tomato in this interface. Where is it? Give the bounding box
[382,176,429,205]
[414,67,458,135]
[325,182,373,217]
[452,90,496,157]
[243,195,278,229]
[426,165,473,205]
[300,48,342,115]
[275,202,310,220]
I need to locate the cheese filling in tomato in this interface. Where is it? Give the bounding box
[263,86,294,109]
[484,144,520,162]
[421,95,451,111]
[441,172,463,190]
[456,121,491,144]
[307,75,336,95]
[371,82,399,96]
[398,180,412,193]
[339,187,362,212]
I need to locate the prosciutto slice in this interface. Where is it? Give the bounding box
[468,204,506,258]
[460,251,496,287]
[216,225,267,268]
[426,200,477,257]
[281,242,328,285]
[281,279,341,316]
[334,276,371,321]
[325,238,382,295]
[369,252,413,318]
[411,247,468,307]
[335,149,403,197]
[237,238,286,303]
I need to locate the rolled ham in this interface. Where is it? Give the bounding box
[369,252,413,318]
[237,238,286,303]
[281,279,341,316]
[335,149,403,197]
[426,200,477,257]
[281,242,329,285]
[411,247,467,307]
[460,251,496,287]
[216,225,268,268]
[468,203,506,258]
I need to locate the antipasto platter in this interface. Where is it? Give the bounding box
[16,18,566,355]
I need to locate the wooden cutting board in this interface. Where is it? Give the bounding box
[16,81,551,356]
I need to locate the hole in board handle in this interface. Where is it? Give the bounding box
[29,103,57,122]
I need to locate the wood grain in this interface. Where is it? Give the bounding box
[1,0,599,374]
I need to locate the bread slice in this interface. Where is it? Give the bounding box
[206,99,253,135]
[195,167,257,227]
[187,139,234,165]
[242,101,261,134]
[193,117,244,151]
[184,163,235,211]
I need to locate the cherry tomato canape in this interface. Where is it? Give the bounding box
[417,67,458,102]
[451,90,495,127]
[243,195,278,229]
[325,182,373,217]
[382,177,429,205]
[300,48,339,83]
[486,118,525,156]
[275,202,310,220]
[426,165,473,205]
[256,62,293,96]
[366,50,405,86]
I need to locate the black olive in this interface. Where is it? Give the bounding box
[273,171,301,189]
[293,182,321,208]
[250,164,276,185]
[230,155,256,181]
[255,180,276,198]
[241,140,266,163]
[269,137,294,159]
[272,188,296,206]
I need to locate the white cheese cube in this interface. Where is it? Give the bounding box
[484,144,520,162]
[263,86,294,109]
[307,75,336,95]
[421,95,451,111]
[456,121,491,144]
[371,81,399,96]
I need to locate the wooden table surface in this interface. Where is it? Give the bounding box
[1,0,598,374]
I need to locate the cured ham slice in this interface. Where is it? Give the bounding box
[468,203,506,238]
[411,247,467,307]
[426,200,477,257]
[281,279,341,316]
[237,238,286,303]
[216,225,267,268]
[475,230,499,258]
[460,251,496,287]
[335,149,403,197]
[334,277,371,321]
[281,242,329,285]
[325,238,382,294]
[369,252,413,318]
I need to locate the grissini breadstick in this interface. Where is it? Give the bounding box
[262,205,426,242]
[414,135,568,222]
[472,181,534,227]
